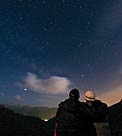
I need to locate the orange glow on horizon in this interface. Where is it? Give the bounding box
[97,86,122,106]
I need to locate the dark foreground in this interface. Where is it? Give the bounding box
[0,103,122,136]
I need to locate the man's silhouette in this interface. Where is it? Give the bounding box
[55,89,97,136]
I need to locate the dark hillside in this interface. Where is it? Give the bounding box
[0,105,49,136]
[1,102,122,136]
[108,99,122,135]
[6,105,57,120]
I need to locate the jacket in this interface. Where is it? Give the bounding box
[55,98,97,136]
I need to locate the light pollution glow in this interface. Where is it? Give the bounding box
[98,85,122,106]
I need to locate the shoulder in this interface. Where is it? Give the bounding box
[80,102,90,107]
[58,101,64,106]
[58,99,69,107]
[93,100,107,107]
[80,102,86,107]
[93,100,108,115]
[79,102,90,111]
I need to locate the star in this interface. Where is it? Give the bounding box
[24,88,27,91]
[43,27,47,32]
[42,0,46,4]
[81,74,85,78]
[19,16,24,21]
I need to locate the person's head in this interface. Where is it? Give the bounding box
[69,88,80,100]
[84,90,95,102]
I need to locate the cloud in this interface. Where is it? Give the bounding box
[21,72,71,95]
[98,85,122,106]
[15,95,23,101]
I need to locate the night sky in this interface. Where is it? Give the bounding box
[0,0,122,107]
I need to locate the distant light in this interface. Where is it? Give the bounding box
[44,119,48,122]
[24,88,27,91]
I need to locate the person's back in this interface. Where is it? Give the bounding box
[56,99,83,136]
[92,99,108,122]
[91,100,110,136]
[84,90,109,136]
[55,89,87,136]
[79,102,98,136]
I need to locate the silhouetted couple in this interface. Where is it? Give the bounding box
[54,88,108,136]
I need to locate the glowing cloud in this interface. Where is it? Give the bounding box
[22,72,71,95]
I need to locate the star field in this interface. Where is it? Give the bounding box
[0,0,122,106]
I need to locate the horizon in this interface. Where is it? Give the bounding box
[1,92,121,107]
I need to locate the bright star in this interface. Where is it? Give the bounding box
[24,88,27,91]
